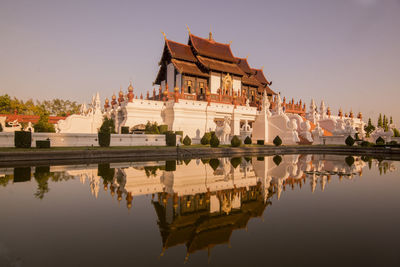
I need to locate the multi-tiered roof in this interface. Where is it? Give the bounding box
[154,31,276,96]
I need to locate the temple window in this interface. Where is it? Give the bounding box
[187,80,192,94]
[199,82,204,94]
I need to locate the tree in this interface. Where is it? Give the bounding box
[364,118,375,137]
[99,117,116,134]
[377,114,383,128]
[145,121,160,134]
[390,116,393,125]
[33,114,55,132]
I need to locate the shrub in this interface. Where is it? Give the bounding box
[165,160,176,171]
[360,141,373,147]
[354,133,361,141]
[183,135,191,146]
[376,136,385,145]
[0,123,2,132]
[121,126,129,134]
[230,157,242,168]
[389,140,398,145]
[209,158,220,171]
[230,135,241,147]
[14,131,31,148]
[244,136,252,145]
[273,155,282,166]
[273,136,282,146]
[210,134,220,147]
[158,125,168,134]
[165,131,176,146]
[201,132,212,145]
[201,158,210,164]
[36,140,50,148]
[345,135,355,146]
[345,156,355,167]
[13,167,31,182]
[144,121,160,134]
[257,140,264,145]
[98,132,111,147]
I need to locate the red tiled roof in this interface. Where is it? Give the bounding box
[197,56,245,76]
[252,68,270,85]
[242,75,262,87]
[171,59,209,78]
[0,114,66,124]
[189,34,237,63]
[166,40,197,62]
[236,57,253,74]
[264,85,277,96]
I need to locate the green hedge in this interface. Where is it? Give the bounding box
[273,155,282,166]
[13,167,31,183]
[14,131,31,148]
[345,156,355,167]
[36,140,50,148]
[183,135,191,146]
[165,160,176,171]
[121,126,130,134]
[345,135,355,146]
[273,136,282,146]
[210,134,220,147]
[209,158,220,171]
[97,163,115,182]
[257,140,264,145]
[98,132,111,147]
[201,132,212,145]
[165,131,176,146]
[230,135,241,147]
[230,157,242,168]
[244,136,252,145]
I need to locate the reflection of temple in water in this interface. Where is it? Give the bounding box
[0,155,397,260]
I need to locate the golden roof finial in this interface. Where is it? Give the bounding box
[186,24,191,34]
[229,40,232,45]
[246,54,249,60]
[161,31,167,40]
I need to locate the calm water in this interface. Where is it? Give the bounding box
[0,154,399,267]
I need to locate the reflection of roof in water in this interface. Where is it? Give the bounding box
[154,186,272,257]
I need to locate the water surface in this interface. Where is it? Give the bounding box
[0,154,399,267]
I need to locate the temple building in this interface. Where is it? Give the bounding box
[53,30,368,146]
[154,30,276,106]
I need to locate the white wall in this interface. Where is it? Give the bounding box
[167,63,175,91]
[176,73,182,91]
[233,78,241,94]
[210,73,220,94]
[0,132,166,147]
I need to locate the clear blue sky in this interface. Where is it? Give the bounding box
[0,0,399,125]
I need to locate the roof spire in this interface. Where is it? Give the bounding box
[161,31,167,40]
[186,24,191,34]
[209,31,213,41]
